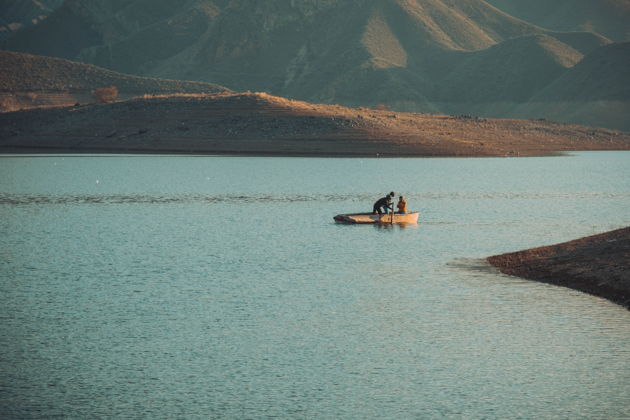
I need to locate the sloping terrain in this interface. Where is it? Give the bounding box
[0,50,228,112]
[488,227,630,309]
[0,0,63,40]
[436,34,585,104]
[511,42,630,131]
[1,0,626,130]
[0,0,548,105]
[1,92,628,157]
[486,0,630,42]
[432,32,613,123]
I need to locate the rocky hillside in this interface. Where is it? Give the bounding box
[2,0,628,130]
[1,92,628,157]
[0,50,228,112]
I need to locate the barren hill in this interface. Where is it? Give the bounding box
[0,50,228,112]
[1,92,628,157]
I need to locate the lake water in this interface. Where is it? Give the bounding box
[1,152,629,419]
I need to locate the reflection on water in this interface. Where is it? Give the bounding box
[371,222,420,230]
[1,153,629,419]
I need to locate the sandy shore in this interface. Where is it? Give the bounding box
[2,92,629,157]
[488,227,630,309]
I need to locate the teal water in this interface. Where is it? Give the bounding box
[1,152,629,419]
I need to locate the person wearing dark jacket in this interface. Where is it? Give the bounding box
[373,192,395,214]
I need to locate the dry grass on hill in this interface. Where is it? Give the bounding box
[1,91,629,157]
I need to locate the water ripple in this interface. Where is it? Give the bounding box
[1,191,628,206]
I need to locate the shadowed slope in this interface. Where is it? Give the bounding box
[0,0,64,40]
[436,34,584,104]
[512,42,630,131]
[486,0,630,42]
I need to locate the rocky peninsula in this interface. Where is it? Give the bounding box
[488,227,630,309]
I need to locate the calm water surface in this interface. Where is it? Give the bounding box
[1,152,629,419]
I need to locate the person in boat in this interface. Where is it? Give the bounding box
[397,195,407,214]
[373,192,395,214]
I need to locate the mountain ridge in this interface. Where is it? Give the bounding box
[2,0,627,130]
[485,0,630,42]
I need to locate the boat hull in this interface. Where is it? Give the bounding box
[334,212,419,224]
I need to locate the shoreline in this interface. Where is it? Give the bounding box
[0,145,575,158]
[2,92,629,158]
[488,227,630,309]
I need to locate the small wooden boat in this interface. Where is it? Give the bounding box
[334,212,419,224]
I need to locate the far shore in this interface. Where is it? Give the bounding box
[2,92,629,157]
[0,145,574,158]
[488,227,630,309]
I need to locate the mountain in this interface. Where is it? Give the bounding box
[436,34,588,104]
[2,0,626,130]
[485,0,630,42]
[2,92,629,157]
[0,0,561,106]
[0,0,64,40]
[0,50,228,112]
[511,42,630,131]
[432,32,611,118]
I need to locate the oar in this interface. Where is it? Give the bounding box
[390,200,394,224]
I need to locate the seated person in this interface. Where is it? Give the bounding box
[397,196,407,214]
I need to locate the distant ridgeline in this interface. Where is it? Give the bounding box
[2,0,629,130]
[0,50,228,112]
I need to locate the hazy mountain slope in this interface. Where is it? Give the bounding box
[436,35,584,104]
[533,43,630,102]
[2,2,103,59]
[0,50,228,112]
[548,31,614,56]
[512,42,630,131]
[0,0,64,40]
[486,0,630,42]
[145,0,547,110]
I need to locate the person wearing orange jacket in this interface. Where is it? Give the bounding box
[397,196,407,214]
